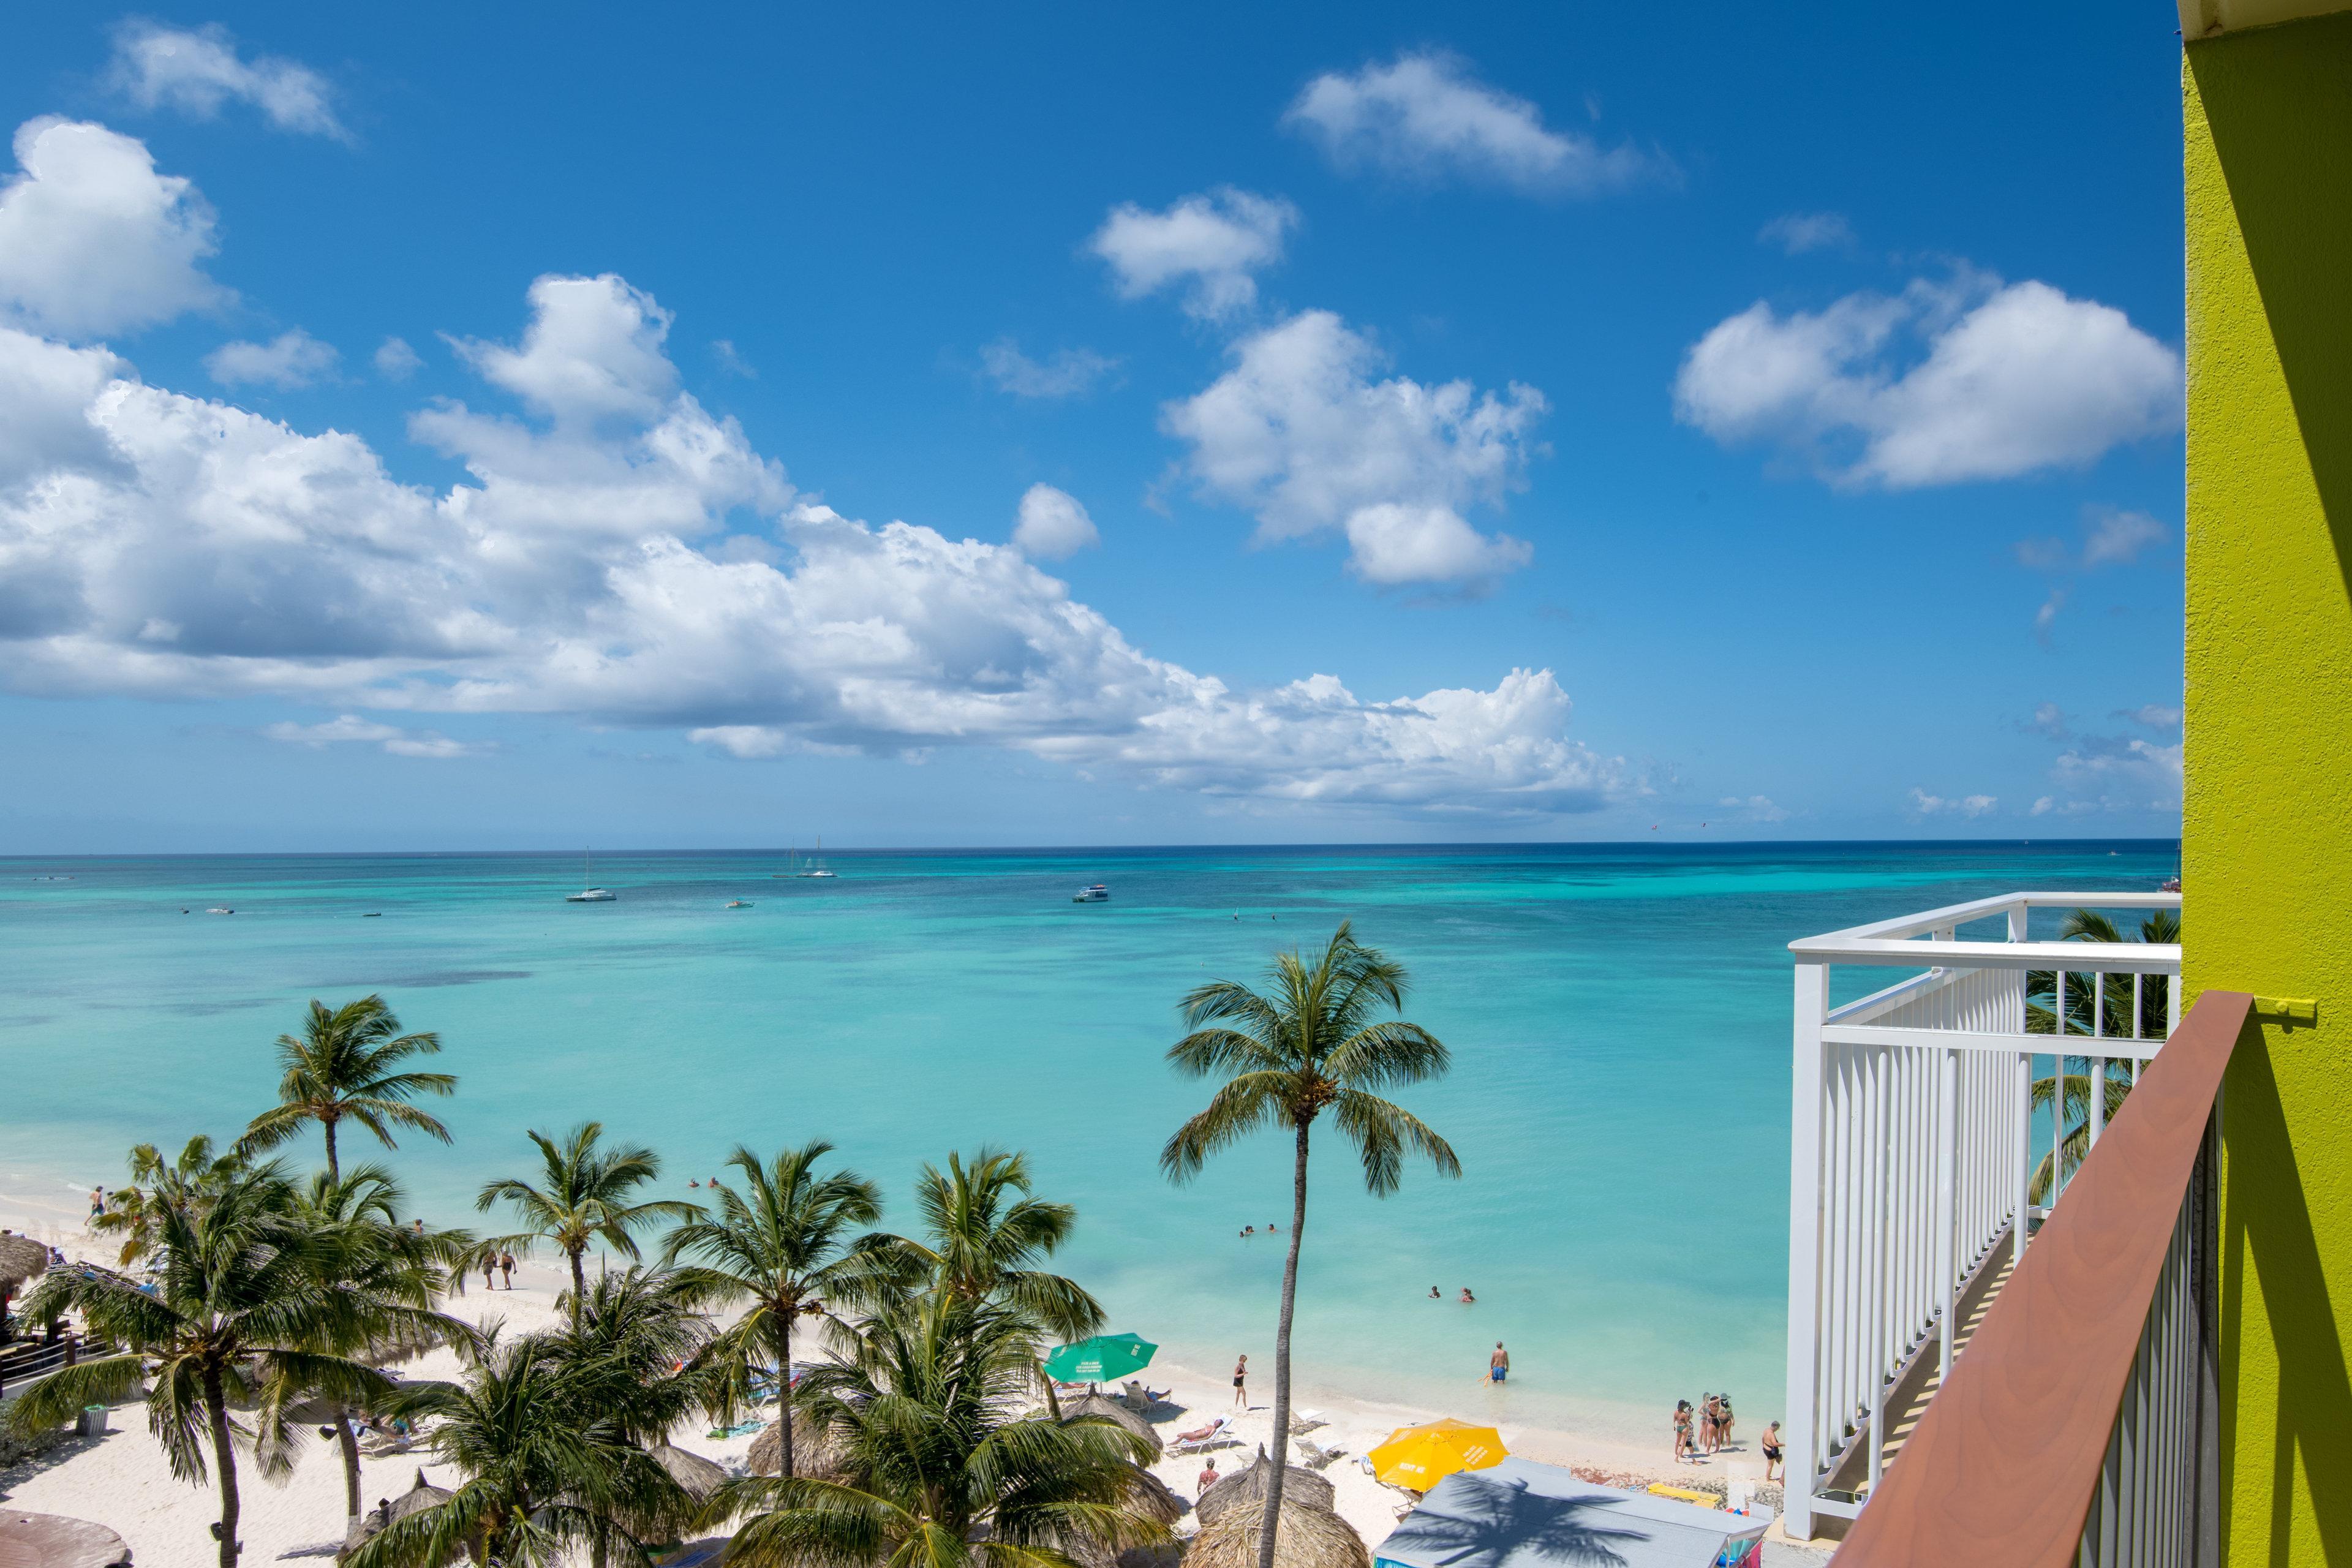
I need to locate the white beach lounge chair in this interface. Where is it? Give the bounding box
[1287,1408,1326,1434]
[1294,1437,1345,1470]
[1169,1415,1235,1455]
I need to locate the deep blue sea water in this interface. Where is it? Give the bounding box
[0,840,2177,1440]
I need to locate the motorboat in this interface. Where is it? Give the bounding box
[1072,884,1109,903]
[727,899,753,909]
[206,907,235,915]
[566,848,617,903]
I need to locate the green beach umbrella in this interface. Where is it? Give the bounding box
[1042,1332,1157,1384]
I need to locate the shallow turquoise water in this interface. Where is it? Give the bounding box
[0,840,2177,1439]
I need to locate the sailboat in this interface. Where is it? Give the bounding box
[796,837,838,878]
[565,848,617,902]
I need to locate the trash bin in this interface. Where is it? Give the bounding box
[77,1404,108,1437]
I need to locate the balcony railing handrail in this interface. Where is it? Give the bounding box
[1826,988,2247,1567]
[1788,889,2179,951]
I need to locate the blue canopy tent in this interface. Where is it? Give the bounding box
[1373,1457,1768,1568]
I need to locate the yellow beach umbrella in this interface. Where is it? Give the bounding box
[1366,1418,1507,1490]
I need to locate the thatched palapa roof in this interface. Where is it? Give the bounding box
[652,1442,729,1501]
[1188,1498,1368,1568]
[1194,1450,1335,1526]
[0,1232,48,1294]
[340,1469,456,1562]
[747,1417,853,1481]
[1061,1393,1163,1455]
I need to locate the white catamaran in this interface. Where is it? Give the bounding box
[565,849,616,902]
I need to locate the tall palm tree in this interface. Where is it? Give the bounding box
[878,1150,1101,1336]
[276,1165,468,1528]
[2025,905,2182,1197]
[239,996,457,1182]
[477,1122,697,1322]
[712,1291,1168,1568]
[1162,921,1460,1568]
[92,1134,249,1267]
[663,1140,887,1479]
[7,1161,394,1568]
[347,1327,687,1568]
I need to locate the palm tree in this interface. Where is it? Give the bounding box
[276,1165,468,1528]
[880,1148,1104,1344]
[2025,906,2182,1198]
[347,1327,688,1568]
[477,1122,698,1323]
[663,1140,887,1479]
[92,1134,249,1267]
[1162,921,1460,1568]
[239,996,457,1182]
[7,1161,395,1568]
[712,1291,1169,1568]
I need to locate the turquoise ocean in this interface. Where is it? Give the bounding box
[0,840,2177,1441]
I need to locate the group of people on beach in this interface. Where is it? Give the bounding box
[459,1250,518,1291]
[1672,1393,1741,1464]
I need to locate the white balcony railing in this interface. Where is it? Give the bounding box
[1781,891,2181,1540]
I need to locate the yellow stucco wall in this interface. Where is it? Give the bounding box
[2182,15,2352,1565]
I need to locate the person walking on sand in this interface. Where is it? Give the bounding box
[1672,1400,1695,1464]
[1197,1455,1219,1498]
[1761,1420,1783,1483]
[1488,1343,1510,1384]
[499,1250,515,1289]
[88,1187,104,1222]
[482,1253,498,1291]
[1232,1354,1249,1410]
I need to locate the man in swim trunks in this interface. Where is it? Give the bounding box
[1489,1343,1509,1383]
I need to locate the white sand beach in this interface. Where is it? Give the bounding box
[1,1188,1808,1567]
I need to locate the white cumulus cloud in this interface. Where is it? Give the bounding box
[206,328,338,389]
[0,276,1623,820]
[263,715,484,758]
[1758,213,1855,254]
[1910,789,1997,818]
[1012,484,1099,560]
[1090,188,1298,322]
[0,118,226,339]
[1163,310,1543,586]
[374,336,423,380]
[2081,505,2166,565]
[1675,272,2182,488]
[1284,51,1660,195]
[109,21,345,140]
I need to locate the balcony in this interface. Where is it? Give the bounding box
[1781,890,2182,1540]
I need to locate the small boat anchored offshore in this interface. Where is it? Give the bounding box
[1071,884,1109,903]
[726,899,753,909]
[565,849,617,903]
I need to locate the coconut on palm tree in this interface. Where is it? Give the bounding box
[663,1140,886,1479]
[347,1327,690,1568]
[1162,921,1459,1568]
[238,996,456,1182]
[477,1122,698,1322]
[7,1161,398,1568]
[712,1291,1169,1568]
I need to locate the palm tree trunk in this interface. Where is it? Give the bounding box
[333,1407,362,1522]
[203,1366,243,1568]
[776,1307,797,1479]
[568,1245,587,1325]
[1259,1122,1311,1568]
[323,1117,339,1185]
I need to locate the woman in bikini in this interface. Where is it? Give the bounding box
[1672,1400,1694,1464]
[1232,1354,1248,1410]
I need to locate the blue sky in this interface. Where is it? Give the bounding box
[0,4,2188,851]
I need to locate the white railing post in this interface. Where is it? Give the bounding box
[1935,1044,1958,1387]
[1785,960,1830,1540]
[2010,903,2031,1267]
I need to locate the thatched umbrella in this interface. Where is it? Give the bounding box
[747,1418,853,1481]
[652,1442,729,1502]
[340,1468,456,1562]
[0,1510,133,1568]
[1188,1499,1367,1568]
[0,1232,48,1293]
[1125,1463,1183,1525]
[1195,1450,1335,1526]
[1061,1393,1163,1455]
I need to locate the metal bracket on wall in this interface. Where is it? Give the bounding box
[2253,996,2318,1028]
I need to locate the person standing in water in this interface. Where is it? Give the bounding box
[1488,1343,1510,1384]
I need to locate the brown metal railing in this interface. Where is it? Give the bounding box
[1830,989,2248,1568]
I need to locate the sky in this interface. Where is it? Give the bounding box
[0,4,2190,851]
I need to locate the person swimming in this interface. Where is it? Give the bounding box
[1460,1287,1477,1303]
[1428,1286,1441,1299]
